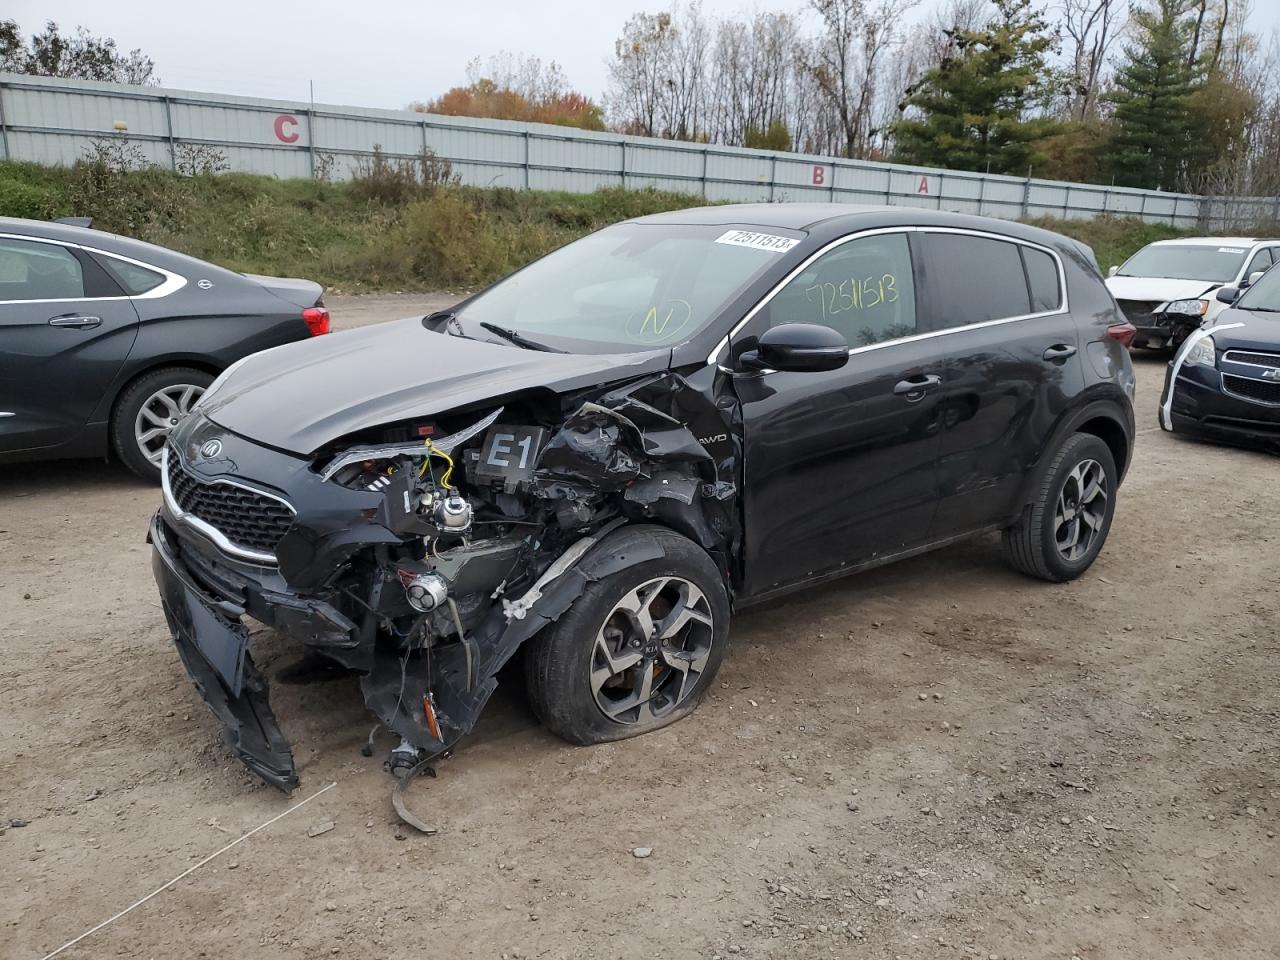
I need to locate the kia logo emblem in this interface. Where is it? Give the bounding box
[199,439,223,459]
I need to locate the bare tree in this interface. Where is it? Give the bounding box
[806,0,918,159]
[1059,0,1125,120]
[608,11,677,136]
[660,2,711,140]
[465,52,569,104]
[709,11,802,145]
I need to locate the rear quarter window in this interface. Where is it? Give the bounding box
[1022,247,1062,312]
[98,256,166,295]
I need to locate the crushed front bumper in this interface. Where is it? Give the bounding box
[151,513,300,790]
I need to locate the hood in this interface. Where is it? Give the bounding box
[244,273,323,309]
[201,316,672,454]
[1105,275,1217,304]
[1208,308,1280,352]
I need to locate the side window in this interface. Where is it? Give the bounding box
[1245,247,1273,280]
[1022,246,1062,312]
[99,256,166,295]
[763,232,917,347]
[923,233,1031,326]
[0,238,85,301]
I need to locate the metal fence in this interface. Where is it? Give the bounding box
[5,73,1278,230]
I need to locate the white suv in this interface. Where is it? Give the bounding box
[1105,237,1280,349]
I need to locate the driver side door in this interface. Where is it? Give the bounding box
[731,230,947,599]
[0,236,139,453]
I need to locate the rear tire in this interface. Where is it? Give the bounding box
[111,366,213,482]
[524,525,731,745]
[1002,432,1117,582]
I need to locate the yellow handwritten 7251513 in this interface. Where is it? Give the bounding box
[804,273,899,320]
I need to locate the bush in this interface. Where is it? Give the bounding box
[349,146,459,206]
[0,177,63,220]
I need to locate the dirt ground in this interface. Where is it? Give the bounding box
[2,294,1278,960]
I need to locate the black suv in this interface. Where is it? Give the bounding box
[150,205,1137,790]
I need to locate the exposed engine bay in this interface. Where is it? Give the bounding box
[150,367,739,798]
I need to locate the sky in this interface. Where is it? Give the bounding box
[11,0,1280,112]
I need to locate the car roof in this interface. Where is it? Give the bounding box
[0,216,241,278]
[629,203,1076,247]
[1148,236,1280,247]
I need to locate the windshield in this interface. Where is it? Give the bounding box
[1118,243,1249,282]
[1235,264,1280,312]
[454,222,801,353]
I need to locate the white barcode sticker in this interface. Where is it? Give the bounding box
[715,230,799,253]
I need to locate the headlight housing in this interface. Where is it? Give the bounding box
[1183,335,1216,368]
[1166,298,1209,317]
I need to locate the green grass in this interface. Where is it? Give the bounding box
[0,159,1249,292]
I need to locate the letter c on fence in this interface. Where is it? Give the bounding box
[274,114,300,144]
[812,165,826,186]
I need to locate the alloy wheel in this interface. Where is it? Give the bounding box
[1054,458,1108,562]
[134,384,204,466]
[591,576,715,725]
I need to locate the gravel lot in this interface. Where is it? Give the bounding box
[2,293,1278,960]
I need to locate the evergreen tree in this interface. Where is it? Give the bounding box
[890,0,1059,176]
[1104,0,1203,190]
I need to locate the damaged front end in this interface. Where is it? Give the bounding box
[150,370,739,791]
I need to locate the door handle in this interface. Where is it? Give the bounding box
[1042,343,1077,361]
[893,374,942,397]
[49,315,103,329]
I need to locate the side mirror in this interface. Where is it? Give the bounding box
[1216,286,1240,304]
[1247,270,1265,287]
[1108,265,1119,277]
[740,323,849,373]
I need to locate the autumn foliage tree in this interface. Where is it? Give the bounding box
[414,54,605,131]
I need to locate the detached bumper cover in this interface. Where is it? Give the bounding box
[151,513,299,791]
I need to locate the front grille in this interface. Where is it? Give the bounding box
[1223,350,1280,367]
[1222,374,1280,405]
[1116,299,1163,325]
[166,454,295,556]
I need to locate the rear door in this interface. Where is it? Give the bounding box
[733,230,947,597]
[0,236,140,452]
[917,230,1085,537]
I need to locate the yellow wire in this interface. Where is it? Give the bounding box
[416,438,456,489]
[435,448,456,489]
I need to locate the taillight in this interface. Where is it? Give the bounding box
[303,306,330,336]
[1106,321,1136,349]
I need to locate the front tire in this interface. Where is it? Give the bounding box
[111,366,213,482]
[1002,432,1117,582]
[524,526,731,745]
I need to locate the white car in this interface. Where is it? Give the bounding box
[1105,237,1280,349]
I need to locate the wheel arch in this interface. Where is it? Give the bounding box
[1013,395,1134,513]
[101,356,225,432]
